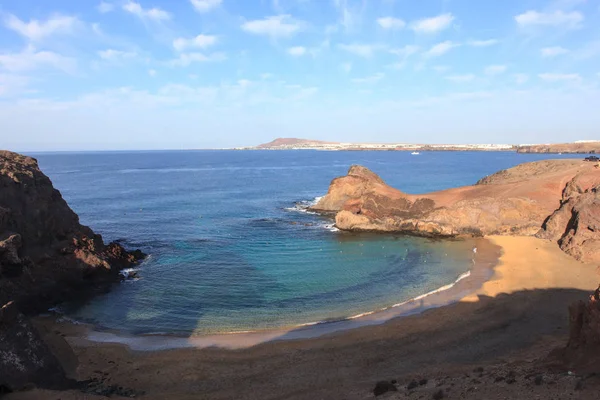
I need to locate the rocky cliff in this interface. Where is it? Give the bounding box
[0,150,144,391]
[311,160,600,261]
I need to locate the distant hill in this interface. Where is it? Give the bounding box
[250,137,600,154]
[256,138,337,149]
[517,142,600,154]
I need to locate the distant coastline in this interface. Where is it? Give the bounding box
[237,137,600,154]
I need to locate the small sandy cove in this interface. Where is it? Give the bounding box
[7,235,600,400]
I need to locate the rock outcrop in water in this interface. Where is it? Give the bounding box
[0,150,144,391]
[311,160,600,261]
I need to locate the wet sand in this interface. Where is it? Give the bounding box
[7,236,600,400]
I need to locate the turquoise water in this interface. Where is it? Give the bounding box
[31,150,577,335]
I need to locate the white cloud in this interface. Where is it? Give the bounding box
[410,13,454,34]
[148,69,157,77]
[4,14,79,41]
[423,41,458,58]
[332,0,362,32]
[485,65,507,75]
[241,15,303,38]
[341,62,352,73]
[541,46,570,57]
[339,43,382,57]
[515,10,583,29]
[468,39,499,47]
[97,2,115,13]
[539,73,581,82]
[190,0,222,13]
[173,35,218,51]
[446,74,475,83]
[98,49,138,60]
[0,46,76,73]
[288,46,307,56]
[513,74,529,84]
[377,17,405,30]
[169,52,226,67]
[123,1,171,21]
[352,73,384,84]
[389,45,419,57]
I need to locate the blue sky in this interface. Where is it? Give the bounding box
[0,0,599,150]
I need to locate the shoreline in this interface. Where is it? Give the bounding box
[18,234,600,400]
[39,237,500,351]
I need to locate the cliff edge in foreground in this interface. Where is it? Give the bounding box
[311,160,600,263]
[0,150,144,391]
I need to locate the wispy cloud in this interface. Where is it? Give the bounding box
[123,1,171,21]
[190,0,222,13]
[446,74,475,83]
[468,39,499,47]
[352,73,384,84]
[541,46,570,57]
[515,10,583,29]
[287,46,307,56]
[539,73,581,82]
[387,45,419,69]
[339,43,383,57]
[377,17,405,30]
[169,52,226,67]
[341,62,352,73]
[484,65,507,75]
[4,14,79,41]
[410,13,454,34]
[332,0,363,32]
[389,45,419,57]
[173,35,218,51]
[98,49,137,60]
[423,41,458,58]
[0,45,76,73]
[241,15,303,38]
[513,74,529,84]
[0,73,30,97]
[97,2,115,13]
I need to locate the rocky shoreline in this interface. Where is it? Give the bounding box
[0,151,145,392]
[1,151,599,399]
[310,160,600,263]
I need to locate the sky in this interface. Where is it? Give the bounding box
[0,0,599,151]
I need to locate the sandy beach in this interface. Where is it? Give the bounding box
[6,234,600,400]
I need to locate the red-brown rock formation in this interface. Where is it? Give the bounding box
[559,286,600,372]
[311,160,600,260]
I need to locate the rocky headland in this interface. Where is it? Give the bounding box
[311,160,600,263]
[0,151,145,392]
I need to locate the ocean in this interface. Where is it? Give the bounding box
[31,150,576,336]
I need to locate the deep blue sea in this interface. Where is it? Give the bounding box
[31,150,577,336]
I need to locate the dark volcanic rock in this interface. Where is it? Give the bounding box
[0,302,70,391]
[0,150,145,390]
[373,380,397,396]
[0,150,145,313]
